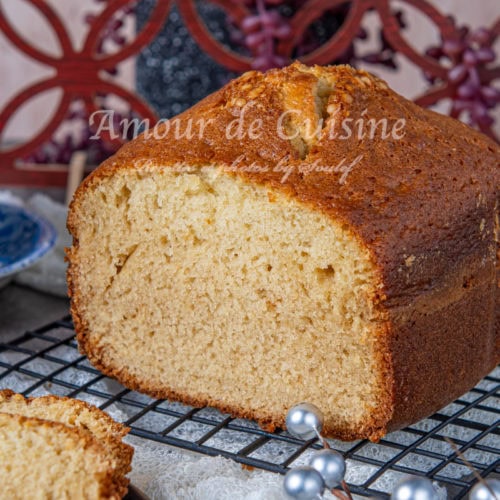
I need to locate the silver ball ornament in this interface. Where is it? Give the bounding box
[286,403,324,440]
[309,448,346,488]
[284,466,325,500]
[391,476,438,500]
[469,479,500,500]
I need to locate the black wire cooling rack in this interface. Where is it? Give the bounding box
[0,316,498,499]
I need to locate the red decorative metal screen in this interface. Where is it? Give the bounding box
[0,0,498,186]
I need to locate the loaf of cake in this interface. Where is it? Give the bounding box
[67,62,499,441]
[0,390,132,498]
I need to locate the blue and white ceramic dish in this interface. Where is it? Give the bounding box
[0,203,57,288]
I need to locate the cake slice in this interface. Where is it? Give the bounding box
[0,412,120,499]
[0,390,133,498]
[67,62,499,441]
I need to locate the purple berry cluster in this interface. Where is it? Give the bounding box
[25,102,135,165]
[426,25,499,131]
[231,2,401,72]
[230,0,294,70]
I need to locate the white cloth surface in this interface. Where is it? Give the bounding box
[0,191,69,297]
[127,436,288,500]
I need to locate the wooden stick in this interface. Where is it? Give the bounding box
[66,151,87,206]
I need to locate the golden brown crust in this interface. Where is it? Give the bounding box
[0,412,121,499]
[0,390,133,497]
[0,389,129,439]
[67,62,499,440]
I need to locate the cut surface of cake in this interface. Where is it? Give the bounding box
[0,390,132,498]
[67,63,499,441]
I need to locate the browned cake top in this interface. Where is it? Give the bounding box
[75,62,499,305]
